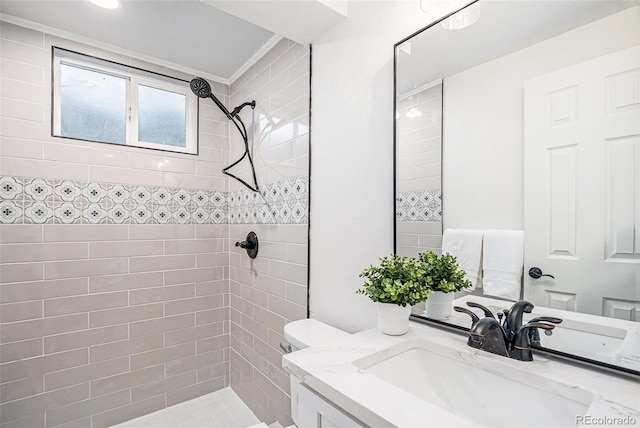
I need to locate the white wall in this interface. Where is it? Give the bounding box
[309,1,453,333]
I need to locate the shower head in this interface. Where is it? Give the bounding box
[190,77,211,98]
[190,77,231,119]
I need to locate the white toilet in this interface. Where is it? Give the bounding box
[283,319,349,427]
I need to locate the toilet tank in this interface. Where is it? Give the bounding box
[284,318,349,351]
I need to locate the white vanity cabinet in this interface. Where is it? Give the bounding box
[297,384,365,428]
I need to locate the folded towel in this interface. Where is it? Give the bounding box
[442,228,484,291]
[482,230,524,301]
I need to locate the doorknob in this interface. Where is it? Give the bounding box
[528,267,555,279]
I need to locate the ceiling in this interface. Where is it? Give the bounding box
[0,0,276,82]
[397,0,639,95]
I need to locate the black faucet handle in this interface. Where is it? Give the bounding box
[529,316,562,325]
[466,301,496,319]
[525,320,559,346]
[454,306,480,327]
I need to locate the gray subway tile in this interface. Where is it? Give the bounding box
[45,389,130,428]
[91,394,165,428]
[164,239,224,255]
[44,258,128,280]
[268,260,307,286]
[195,307,228,325]
[0,412,44,428]
[129,255,195,273]
[195,280,228,297]
[89,272,163,293]
[268,295,305,321]
[164,267,216,286]
[128,224,194,240]
[0,383,89,424]
[89,303,163,328]
[0,301,43,323]
[90,334,163,363]
[0,278,87,304]
[44,356,129,391]
[0,225,42,244]
[43,225,128,242]
[164,322,224,347]
[164,295,224,316]
[196,361,229,382]
[89,241,163,259]
[285,283,308,306]
[129,284,194,305]
[43,324,129,354]
[90,365,164,397]
[0,376,44,404]
[0,338,42,364]
[0,262,43,284]
[129,314,194,338]
[44,291,128,316]
[196,334,230,355]
[165,350,225,377]
[165,377,225,407]
[0,313,87,343]
[130,342,195,371]
[130,371,195,403]
[0,243,88,263]
[0,349,88,383]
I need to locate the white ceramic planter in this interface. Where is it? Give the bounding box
[425,291,454,320]
[376,302,411,335]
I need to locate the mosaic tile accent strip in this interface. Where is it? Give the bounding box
[396,189,442,222]
[228,177,309,224]
[0,176,227,225]
[0,176,309,225]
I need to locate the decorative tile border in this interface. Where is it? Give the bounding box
[396,189,441,222]
[228,177,309,224]
[0,176,309,225]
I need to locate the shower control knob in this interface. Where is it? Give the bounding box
[235,232,259,259]
[528,267,555,279]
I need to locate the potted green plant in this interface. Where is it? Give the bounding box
[357,254,432,335]
[419,251,472,319]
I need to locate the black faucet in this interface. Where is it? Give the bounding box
[454,300,562,361]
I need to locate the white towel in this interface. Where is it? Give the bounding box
[482,230,524,301]
[441,228,484,291]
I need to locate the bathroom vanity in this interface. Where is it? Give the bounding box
[282,321,640,427]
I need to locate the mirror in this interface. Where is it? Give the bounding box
[395,0,640,375]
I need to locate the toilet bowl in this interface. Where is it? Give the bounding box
[283,319,349,427]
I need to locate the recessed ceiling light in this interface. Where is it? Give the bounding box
[89,0,122,10]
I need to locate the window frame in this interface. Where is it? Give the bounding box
[52,47,199,155]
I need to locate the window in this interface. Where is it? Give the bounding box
[52,47,198,154]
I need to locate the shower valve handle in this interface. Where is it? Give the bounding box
[236,240,255,249]
[235,232,259,259]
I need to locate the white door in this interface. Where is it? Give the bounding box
[524,46,640,320]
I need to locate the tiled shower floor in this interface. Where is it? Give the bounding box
[112,388,261,428]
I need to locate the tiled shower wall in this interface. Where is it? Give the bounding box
[0,21,233,427]
[227,39,310,426]
[395,83,442,257]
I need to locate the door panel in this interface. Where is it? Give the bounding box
[524,46,640,320]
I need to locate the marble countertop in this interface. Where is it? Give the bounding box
[282,321,640,427]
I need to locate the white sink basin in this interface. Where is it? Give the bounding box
[357,340,595,427]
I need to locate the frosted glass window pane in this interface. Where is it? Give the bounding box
[138,85,186,148]
[60,63,126,144]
